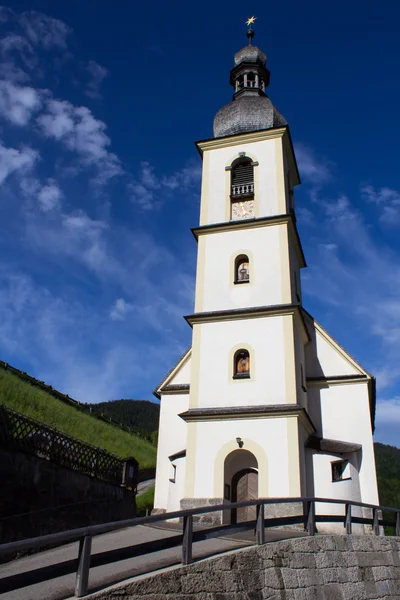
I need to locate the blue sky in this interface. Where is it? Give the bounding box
[0,1,399,447]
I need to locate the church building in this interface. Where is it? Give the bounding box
[153,26,379,530]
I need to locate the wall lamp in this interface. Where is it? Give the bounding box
[236,437,244,448]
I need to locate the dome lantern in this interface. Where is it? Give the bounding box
[213,23,286,138]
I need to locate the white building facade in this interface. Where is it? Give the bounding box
[153,29,379,530]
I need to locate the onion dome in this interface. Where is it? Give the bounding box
[213,28,287,138]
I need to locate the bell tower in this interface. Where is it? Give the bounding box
[153,22,379,527]
[177,25,310,518]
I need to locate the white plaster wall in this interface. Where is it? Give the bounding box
[154,394,188,511]
[293,323,307,410]
[195,225,290,313]
[189,417,292,499]
[167,455,186,513]
[305,326,361,378]
[193,315,292,408]
[171,355,191,385]
[311,451,364,534]
[200,137,284,226]
[317,382,379,507]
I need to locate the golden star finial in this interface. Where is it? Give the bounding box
[246,16,256,27]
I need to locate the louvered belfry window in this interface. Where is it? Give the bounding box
[231,158,254,198]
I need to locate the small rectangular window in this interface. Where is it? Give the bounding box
[169,464,176,483]
[331,460,350,482]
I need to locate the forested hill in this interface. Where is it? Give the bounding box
[93,399,160,434]
[374,443,400,510]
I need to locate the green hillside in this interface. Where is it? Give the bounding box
[93,399,160,433]
[0,367,157,469]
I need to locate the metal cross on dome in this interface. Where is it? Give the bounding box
[245,16,256,29]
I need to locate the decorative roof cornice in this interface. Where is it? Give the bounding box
[179,404,316,434]
[306,375,369,386]
[195,126,301,186]
[153,347,192,400]
[162,384,190,395]
[305,436,362,455]
[184,303,310,341]
[195,126,288,154]
[191,213,306,268]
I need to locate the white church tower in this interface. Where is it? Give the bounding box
[153,25,379,529]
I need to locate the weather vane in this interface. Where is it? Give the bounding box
[246,16,256,29]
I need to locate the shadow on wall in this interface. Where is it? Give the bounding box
[0,447,136,546]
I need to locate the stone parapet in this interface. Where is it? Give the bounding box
[87,534,400,599]
[180,498,223,524]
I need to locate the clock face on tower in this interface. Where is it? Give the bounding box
[231,200,255,221]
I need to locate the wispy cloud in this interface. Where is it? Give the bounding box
[361,184,400,224]
[0,142,38,184]
[109,298,132,321]
[0,80,41,124]
[375,398,400,425]
[37,99,123,183]
[85,60,108,100]
[0,7,197,403]
[129,159,201,210]
[299,145,400,395]
[295,143,333,188]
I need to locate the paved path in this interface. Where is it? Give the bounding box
[0,524,305,600]
[136,478,155,495]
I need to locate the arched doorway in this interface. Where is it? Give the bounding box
[231,468,258,523]
[223,449,258,524]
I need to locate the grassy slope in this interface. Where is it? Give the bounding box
[0,369,156,469]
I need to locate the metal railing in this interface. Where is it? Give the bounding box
[0,403,128,485]
[0,496,399,598]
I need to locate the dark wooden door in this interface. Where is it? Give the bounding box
[231,468,258,523]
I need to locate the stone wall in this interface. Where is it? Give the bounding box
[0,447,136,544]
[89,535,400,599]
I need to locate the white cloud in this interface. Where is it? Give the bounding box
[297,207,314,226]
[323,195,358,222]
[37,179,62,211]
[376,398,400,424]
[161,161,201,190]
[18,10,72,50]
[37,99,123,183]
[109,298,132,321]
[0,80,41,125]
[0,142,38,184]
[129,160,201,210]
[86,60,108,100]
[295,143,332,187]
[361,184,400,224]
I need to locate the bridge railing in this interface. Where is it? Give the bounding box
[0,496,399,598]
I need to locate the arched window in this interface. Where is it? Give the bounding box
[235,255,249,284]
[230,157,255,221]
[231,157,254,199]
[233,349,250,379]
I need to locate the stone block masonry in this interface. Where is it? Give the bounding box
[87,535,400,599]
